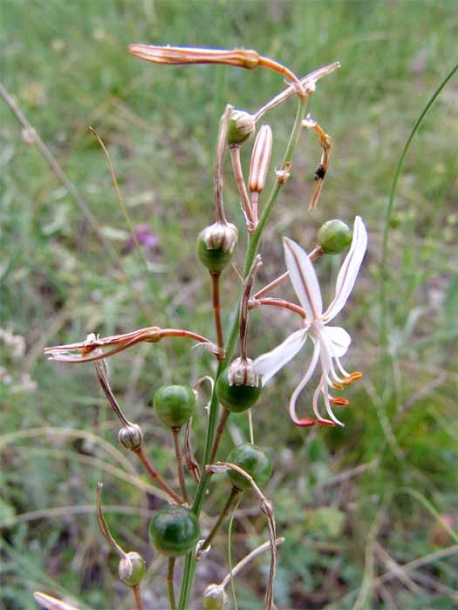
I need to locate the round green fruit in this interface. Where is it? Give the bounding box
[154,385,196,428]
[149,505,200,557]
[317,219,352,254]
[118,552,146,586]
[197,222,238,273]
[227,443,272,491]
[216,365,262,414]
[227,109,256,145]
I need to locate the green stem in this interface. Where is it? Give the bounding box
[178,92,310,610]
[244,93,309,276]
[209,408,231,464]
[199,487,242,553]
[379,62,458,350]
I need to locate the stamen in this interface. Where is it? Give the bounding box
[316,419,335,427]
[330,397,350,406]
[332,381,344,390]
[294,418,316,428]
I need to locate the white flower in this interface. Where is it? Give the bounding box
[254,216,368,427]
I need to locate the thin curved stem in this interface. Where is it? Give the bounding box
[171,428,189,505]
[379,62,458,350]
[132,585,144,610]
[167,558,177,610]
[134,447,183,504]
[199,487,242,554]
[211,272,225,353]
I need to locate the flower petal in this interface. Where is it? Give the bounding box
[324,216,367,321]
[284,237,322,320]
[322,388,345,426]
[254,328,307,386]
[289,339,321,423]
[322,325,351,358]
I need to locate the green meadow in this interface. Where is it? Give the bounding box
[1,1,457,608]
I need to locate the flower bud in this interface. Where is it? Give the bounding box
[118,424,143,450]
[227,109,256,145]
[227,443,273,491]
[216,358,262,413]
[317,219,352,254]
[248,125,272,193]
[197,222,238,273]
[203,584,228,610]
[118,551,146,586]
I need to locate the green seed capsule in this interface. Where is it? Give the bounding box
[216,358,262,413]
[149,505,200,557]
[154,385,196,428]
[197,222,238,273]
[227,109,256,145]
[317,219,352,254]
[203,584,228,610]
[227,443,273,491]
[118,552,146,586]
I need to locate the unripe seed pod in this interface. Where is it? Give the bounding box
[149,505,200,557]
[154,385,196,428]
[227,443,273,491]
[197,222,238,273]
[203,584,228,610]
[118,424,143,450]
[227,109,256,145]
[118,551,146,586]
[216,358,262,413]
[248,125,273,193]
[317,219,352,254]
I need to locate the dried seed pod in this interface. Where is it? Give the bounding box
[118,424,143,450]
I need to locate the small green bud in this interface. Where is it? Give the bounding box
[118,551,146,586]
[227,443,273,491]
[227,109,256,145]
[317,219,352,254]
[154,385,196,428]
[197,222,238,273]
[216,358,262,413]
[149,505,200,557]
[203,584,228,610]
[118,424,143,450]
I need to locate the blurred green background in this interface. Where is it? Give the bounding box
[1,1,457,608]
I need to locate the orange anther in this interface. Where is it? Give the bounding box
[330,397,350,406]
[294,417,316,428]
[316,418,335,427]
